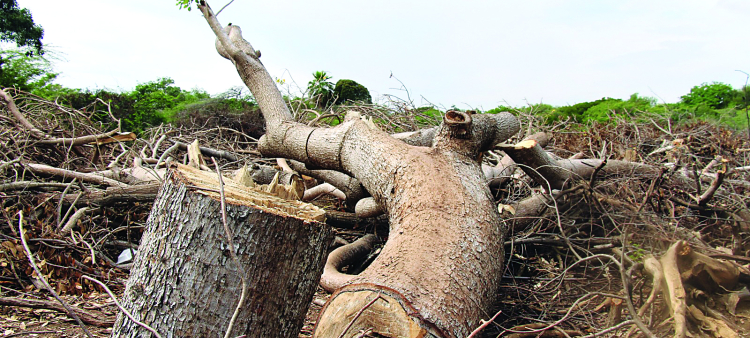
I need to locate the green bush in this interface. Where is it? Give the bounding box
[333,79,371,104]
[681,82,736,109]
[33,77,211,134]
[412,106,443,127]
[545,98,613,123]
[0,49,56,91]
[484,106,513,115]
[124,78,209,133]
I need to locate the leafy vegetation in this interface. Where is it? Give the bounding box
[681,82,738,109]
[0,49,56,91]
[333,79,372,104]
[306,70,334,108]
[30,77,212,134]
[3,44,748,134]
[0,0,44,55]
[474,83,750,131]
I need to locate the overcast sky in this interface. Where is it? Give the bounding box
[16,0,750,110]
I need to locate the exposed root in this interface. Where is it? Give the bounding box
[320,234,378,292]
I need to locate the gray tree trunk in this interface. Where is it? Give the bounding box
[112,164,332,338]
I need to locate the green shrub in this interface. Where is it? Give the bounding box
[333,79,371,104]
[484,106,513,115]
[34,77,211,134]
[0,49,57,92]
[681,82,736,109]
[547,98,613,123]
[123,78,209,133]
[412,106,443,127]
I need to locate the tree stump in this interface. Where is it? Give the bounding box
[112,163,332,338]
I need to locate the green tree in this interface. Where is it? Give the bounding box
[333,79,371,104]
[126,77,209,132]
[306,70,334,107]
[484,106,513,115]
[0,49,56,91]
[550,98,614,123]
[0,0,44,55]
[681,82,735,109]
[1,0,45,90]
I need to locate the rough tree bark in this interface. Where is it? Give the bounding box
[196,3,519,337]
[112,164,331,337]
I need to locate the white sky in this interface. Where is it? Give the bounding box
[16,0,750,110]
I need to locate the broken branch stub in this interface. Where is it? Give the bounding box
[496,139,572,190]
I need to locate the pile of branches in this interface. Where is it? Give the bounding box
[2,86,750,337]
[0,88,264,335]
[478,113,750,337]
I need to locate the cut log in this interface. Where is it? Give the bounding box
[315,287,435,337]
[112,163,332,338]
[310,111,518,338]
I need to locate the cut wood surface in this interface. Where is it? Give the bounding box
[112,163,332,338]
[315,287,435,338]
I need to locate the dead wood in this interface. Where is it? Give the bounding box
[0,5,748,338]
[43,182,160,207]
[484,131,550,187]
[503,323,582,338]
[23,162,128,187]
[496,139,572,189]
[354,197,382,218]
[198,4,521,335]
[323,210,387,231]
[641,241,744,338]
[303,183,346,201]
[0,296,115,327]
[287,159,368,203]
[1,88,129,147]
[174,140,239,162]
[33,130,133,147]
[0,181,73,191]
[0,88,48,138]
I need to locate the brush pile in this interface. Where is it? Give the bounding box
[1,88,750,337]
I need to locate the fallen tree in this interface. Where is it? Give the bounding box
[191,2,520,336]
[136,2,746,337]
[3,2,750,338]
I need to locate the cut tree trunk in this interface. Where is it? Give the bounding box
[197,5,519,337]
[111,164,332,338]
[307,112,519,338]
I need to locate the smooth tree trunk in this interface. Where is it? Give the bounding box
[112,164,332,338]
